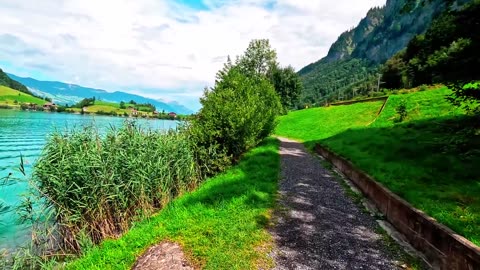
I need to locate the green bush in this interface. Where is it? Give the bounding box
[395,100,408,122]
[190,67,281,167]
[30,122,199,251]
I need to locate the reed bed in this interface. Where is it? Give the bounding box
[31,121,199,252]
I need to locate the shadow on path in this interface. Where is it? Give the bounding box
[270,138,400,270]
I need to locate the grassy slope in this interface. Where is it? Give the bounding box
[67,138,280,270]
[276,100,384,148]
[81,101,155,115]
[0,85,46,106]
[275,87,480,246]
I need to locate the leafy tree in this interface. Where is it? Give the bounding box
[384,1,480,89]
[235,39,302,110]
[189,40,283,176]
[75,97,95,108]
[447,82,480,115]
[119,101,126,109]
[381,1,480,114]
[269,65,303,111]
[236,39,278,77]
[192,66,281,160]
[381,50,409,89]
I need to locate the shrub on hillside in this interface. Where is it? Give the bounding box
[395,100,408,122]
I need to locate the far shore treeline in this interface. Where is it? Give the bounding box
[1,39,303,267]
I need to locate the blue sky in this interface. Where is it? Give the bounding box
[176,0,210,10]
[0,0,385,111]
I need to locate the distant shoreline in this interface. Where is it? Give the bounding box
[0,107,182,121]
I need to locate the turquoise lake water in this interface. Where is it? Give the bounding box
[0,109,177,250]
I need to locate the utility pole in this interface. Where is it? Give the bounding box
[377,73,381,92]
[376,73,385,92]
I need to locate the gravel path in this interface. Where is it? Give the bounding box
[270,138,401,270]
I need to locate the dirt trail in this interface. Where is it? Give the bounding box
[270,137,401,270]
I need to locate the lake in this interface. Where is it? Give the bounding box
[0,109,178,250]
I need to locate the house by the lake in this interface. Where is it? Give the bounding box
[130,108,138,116]
[168,112,177,118]
[43,102,57,111]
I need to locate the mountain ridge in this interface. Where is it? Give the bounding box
[298,0,472,106]
[7,73,193,114]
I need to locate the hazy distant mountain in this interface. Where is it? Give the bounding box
[7,73,193,114]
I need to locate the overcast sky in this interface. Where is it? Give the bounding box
[0,0,385,110]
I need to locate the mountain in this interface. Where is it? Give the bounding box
[6,74,193,114]
[298,0,472,106]
[381,1,480,89]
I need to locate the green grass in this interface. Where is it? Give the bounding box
[276,100,384,148]
[81,101,154,115]
[67,138,280,269]
[371,86,464,127]
[93,101,122,108]
[0,85,46,106]
[275,87,480,246]
[87,104,124,113]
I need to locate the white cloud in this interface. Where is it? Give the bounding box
[0,0,386,110]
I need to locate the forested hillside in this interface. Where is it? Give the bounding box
[0,68,32,95]
[298,0,472,107]
[382,1,480,89]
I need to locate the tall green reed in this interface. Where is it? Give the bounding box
[29,121,199,252]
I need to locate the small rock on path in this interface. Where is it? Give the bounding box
[132,241,193,270]
[270,138,401,270]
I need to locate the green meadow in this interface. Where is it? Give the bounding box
[0,85,46,106]
[275,87,480,246]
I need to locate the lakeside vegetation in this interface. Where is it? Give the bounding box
[1,1,478,268]
[0,86,189,120]
[29,123,198,252]
[67,138,279,270]
[0,39,299,269]
[275,86,480,246]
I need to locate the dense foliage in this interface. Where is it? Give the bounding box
[120,101,156,112]
[298,0,470,107]
[269,65,303,111]
[29,122,198,251]
[66,139,280,270]
[299,59,379,107]
[74,97,96,108]
[190,41,283,178]
[191,67,281,162]
[382,1,480,86]
[382,1,480,111]
[10,39,288,267]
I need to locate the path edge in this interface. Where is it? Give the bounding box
[314,143,480,270]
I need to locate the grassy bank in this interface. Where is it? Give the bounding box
[0,85,46,107]
[30,123,198,252]
[67,138,279,269]
[275,87,480,246]
[276,99,384,148]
